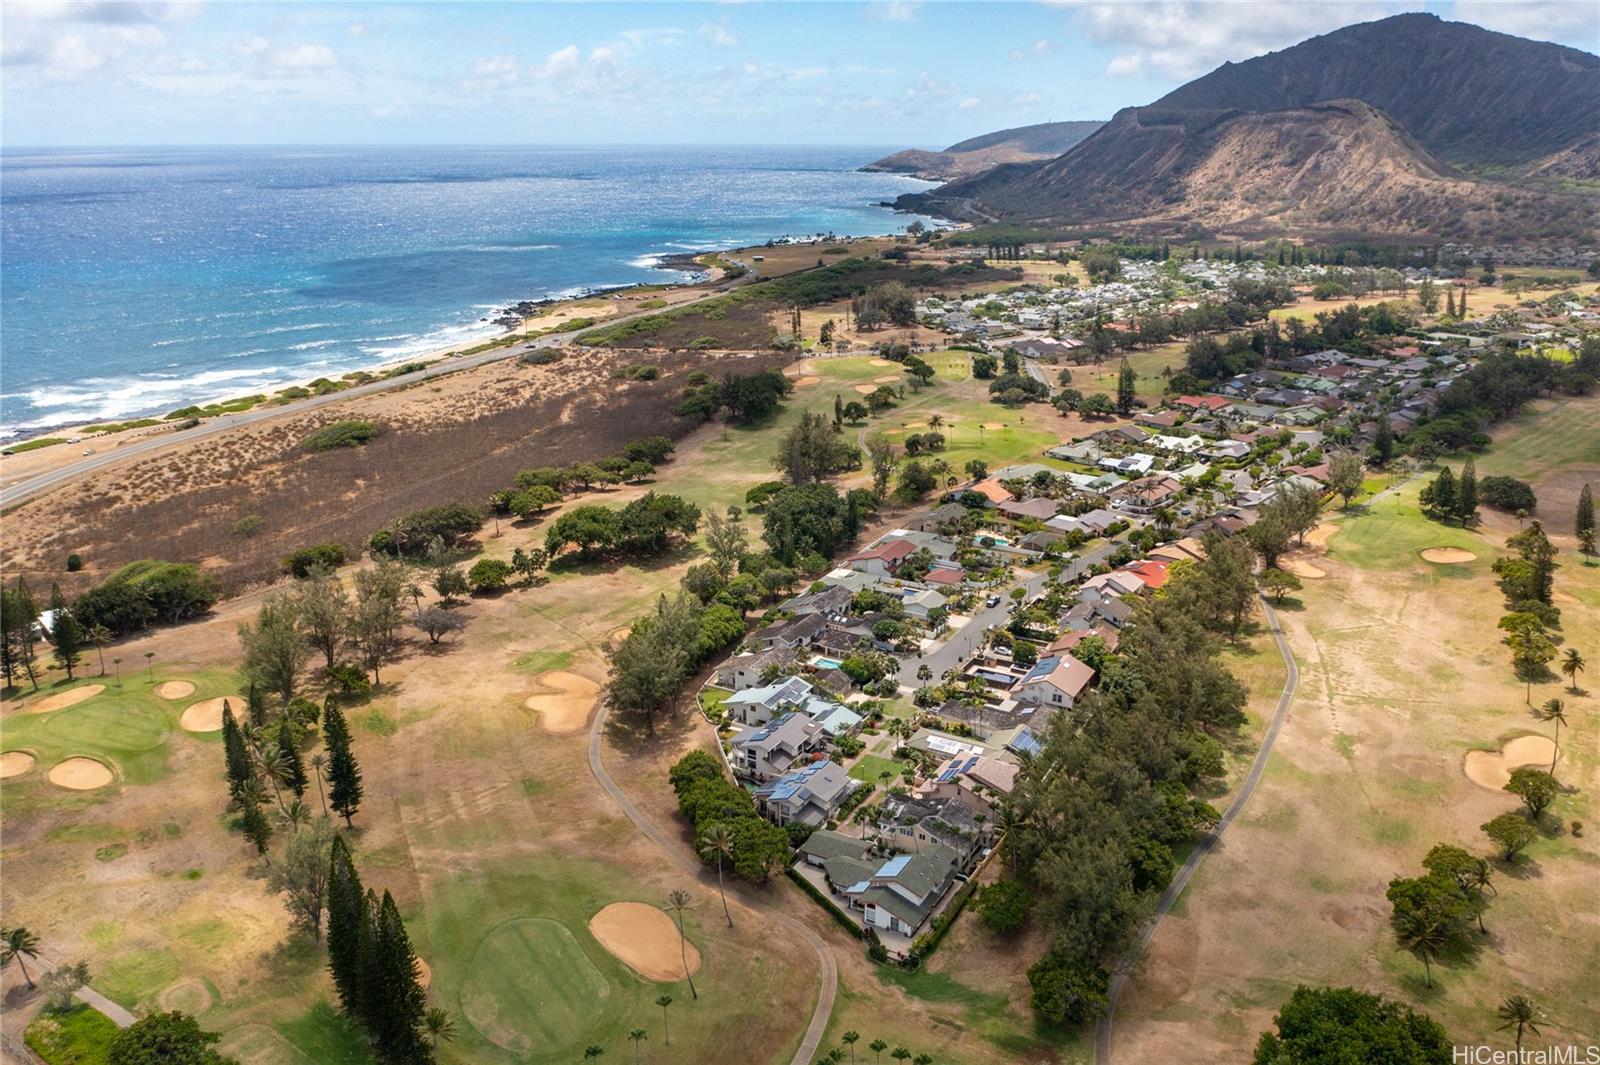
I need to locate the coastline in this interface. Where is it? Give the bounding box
[0,228,921,451]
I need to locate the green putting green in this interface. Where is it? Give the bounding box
[37,700,167,754]
[460,918,610,1054]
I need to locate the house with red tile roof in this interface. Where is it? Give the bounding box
[1173,394,1232,413]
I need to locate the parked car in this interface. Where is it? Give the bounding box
[985,594,1002,608]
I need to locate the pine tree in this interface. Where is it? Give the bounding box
[239,792,273,854]
[1420,466,1456,520]
[277,725,308,800]
[1446,288,1456,317]
[1116,358,1136,415]
[1576,483,1595,558]
[246,682,269,729]
[368,891,433,1064]
[833,394,843,430]
[1373,416,1395,466]
[326,834,367,1018]
[221,703,254,804]
[1458,285,1468,316]
[47,584,84,681]
[1456,458,1478,525]
[324,701,364,827]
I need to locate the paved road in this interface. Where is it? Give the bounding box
[586,701,838,1065]
[0,265,757,510]
[895,540,1117,688]
[1093,590,1300,1065]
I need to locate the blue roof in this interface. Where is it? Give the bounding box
[876,855,912,877]
[1008,727,1042,756]
[1022,656,1061,684]
[936,753,982,784]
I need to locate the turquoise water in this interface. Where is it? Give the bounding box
[0,145,935,433]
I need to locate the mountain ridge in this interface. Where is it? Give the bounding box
[897,13,1600,241]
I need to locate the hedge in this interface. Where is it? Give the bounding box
[786,867,863,940]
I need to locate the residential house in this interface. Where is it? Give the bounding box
[1110,475,1182,514]
[730,712,827,782]
[714,647,800,691]
[801,834,962,938]
[998,497,1060,522]
[845,537,917,578]
[754,760,857,827]
[1011,653,1096,708]
[875,794,989,867]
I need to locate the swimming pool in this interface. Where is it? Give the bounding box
[811,655,845,670]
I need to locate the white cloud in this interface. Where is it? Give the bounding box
[1449,0,1599,45]
[235,35,269,57]
[372,100,410,118]
[958,96,981,109]
[1034,38,1051,53]
[1052,1,1419,79]
[698,21,738,47]
[867,1,922,22]
[273,43,338,70]
[46,33,107,75]
[463,54,521,93]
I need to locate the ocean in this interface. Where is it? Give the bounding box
[0,145,937,435]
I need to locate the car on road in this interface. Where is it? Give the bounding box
[985,594,1002,608]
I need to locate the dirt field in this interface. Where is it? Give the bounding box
[2,347,787,595]
[1110,396,1600,1059]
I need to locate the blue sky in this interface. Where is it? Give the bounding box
[2,1,1595,147]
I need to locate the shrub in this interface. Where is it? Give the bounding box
[669,751,791,883]
[301,419,379,452]
[467,558,513,592]
[65,553,83,572]
[372,503,485,557]
[282,543,347,578]
[232,514,264,538]
[1478,475,1537,513]
[325,663,372,698]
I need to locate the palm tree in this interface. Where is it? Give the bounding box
[1394,912,1449,988]
[1495,996,1540,1057]
[86,624,113,676]
[278,798,312,831]
[1561,647,1585,692]
[665,889,698,1000]
[423,1007,457,1048]
[1,926,42,987]
[656,995,673,1045]
[144,650,155,681]
[698,823,736,928]
[1538,698,1569,775]
[913,1055,933,1065]
[628,1028,647,1065]
[927,413,943,430]
[841,1031,860,1064]
[584,1046,605,1062]
[916,664,932,685]
[406,583,425,617]
[891,1048,912,1064]
[310,753,329,816]
[1464,858,1495,934]
[255,746,289,810]
[869,1040,888,1063]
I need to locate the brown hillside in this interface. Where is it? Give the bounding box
[906,101,1597,242]
[863,120,1101,182]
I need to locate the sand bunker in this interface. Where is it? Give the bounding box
[524,671,600,734]
[1,751,37,778]
[791,376,820,387]
[873,374,901,384]
[28,684,105,714]
[1421,547,1476,564]
[1281,556,1326,579]
[414,958,431,990]
[180,695,244,733]
[588,902,701,982]
[982,422,1006,430]
[1464,735,1557,791]
[883,428,904,435]
[156,680,196,700]
[48,757,113,790]
[853,384,877,394]
[869,358,895,367]
[1303,523,1339,551]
